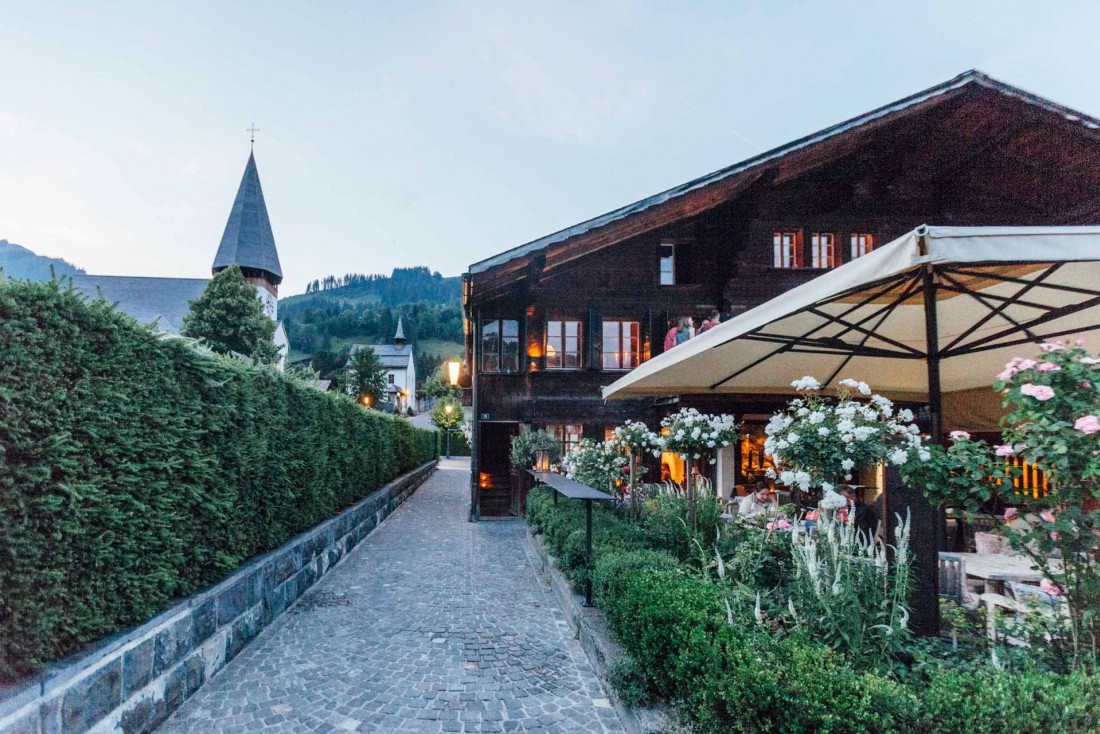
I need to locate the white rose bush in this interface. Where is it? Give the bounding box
[765,377,930,510]
[652,407,739,530]
[611,420,660,519]
[562,438,629,493]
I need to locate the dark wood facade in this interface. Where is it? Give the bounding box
[464,71,1100,516]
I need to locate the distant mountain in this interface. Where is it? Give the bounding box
[282,266,460,308]
[0,239,85,281]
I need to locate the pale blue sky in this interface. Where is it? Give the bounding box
[2,1,1099,295]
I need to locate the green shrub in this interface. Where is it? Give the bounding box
[437,427,471,456]
[0,279,437,680]
[919,669,1100,733]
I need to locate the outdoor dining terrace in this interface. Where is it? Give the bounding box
[510,226,1100,733]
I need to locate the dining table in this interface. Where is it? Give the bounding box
[939,551,1059,595]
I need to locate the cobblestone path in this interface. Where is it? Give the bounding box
[157,459,624,734]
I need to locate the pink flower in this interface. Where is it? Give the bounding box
[995,444,1015,457]
[1074,415,1100,435]
[1040,578,1063,597]
[996,367,1017,381]
[1077,339,1087,347]
[1034,362,1062,372]
[1050,531,1061,542]
[1003,507,1018,521]
[1040,342,1066,353]
[1040,509,1056,524]
[949,430,971,441]
[765,521,777,531]
[1020,383,1056,401]
[777,518,792,530]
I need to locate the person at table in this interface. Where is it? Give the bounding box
[699,309,721,334]
[839,486,877,540]
[738,482,776,520]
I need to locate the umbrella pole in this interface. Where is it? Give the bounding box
[886,264,944,637]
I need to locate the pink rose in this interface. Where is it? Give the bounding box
[1040,509,1056,524]
[1074,415,1100,435]
[1020,383,1056,401]
[1077,339,1087,347]
[949,430,971,441]
[1034,362,1062,372]
[777,518,792,530]
[1040,342,1066,353]
[1040,578,1063,597]
[996,367,1017,381]
[1050,531,1060,542]
[1016,358,1038,370]
[765,521,777,531]
[994,444,1015,457]
[1003,507,1018,521]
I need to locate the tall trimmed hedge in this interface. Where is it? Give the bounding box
[0,279,436,680]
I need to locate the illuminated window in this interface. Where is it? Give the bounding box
[659,243,676,285]
[545,320,581,369]
[602,320,641,370]
[851,233,874,259]
[481,319,519,373]
[604,426,617,442]
[547,423,583,455]
[811,233,837,269]
[773,231,803,268]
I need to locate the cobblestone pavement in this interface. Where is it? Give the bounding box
[157,459,624,734]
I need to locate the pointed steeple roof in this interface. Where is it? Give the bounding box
[394,317,406,344]
[212,152,283,282]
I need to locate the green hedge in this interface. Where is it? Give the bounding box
[0,279,437,680]
[437,428,471,457]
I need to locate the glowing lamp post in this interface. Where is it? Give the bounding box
[360,394,372,409]
[447,360,462,387]
[444,403,454,458]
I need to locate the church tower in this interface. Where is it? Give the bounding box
[212,151,283,320]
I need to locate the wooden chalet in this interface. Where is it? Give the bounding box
[462,70,1100,517]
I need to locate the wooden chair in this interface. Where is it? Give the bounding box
[979,581,1065,643]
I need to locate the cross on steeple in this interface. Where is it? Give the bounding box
[247,122,260,150]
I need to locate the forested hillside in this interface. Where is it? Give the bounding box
[280,266,464,385]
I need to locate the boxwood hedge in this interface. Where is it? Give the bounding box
[0,279,436,680]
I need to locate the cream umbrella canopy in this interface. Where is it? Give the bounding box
[605,225,1100,406]
[604,224,1100,634]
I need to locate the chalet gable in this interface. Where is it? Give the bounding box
[466,70,1100,305]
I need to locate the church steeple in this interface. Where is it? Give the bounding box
[212,151,283,297]
[393,317,407,348]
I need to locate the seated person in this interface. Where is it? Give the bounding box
[738,482,776,520]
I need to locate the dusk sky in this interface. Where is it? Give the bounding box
[3,1,1099,295]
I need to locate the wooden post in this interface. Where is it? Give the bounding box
[584,500,594,607]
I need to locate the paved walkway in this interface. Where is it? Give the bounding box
[158,459,624,734]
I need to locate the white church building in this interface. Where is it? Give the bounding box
[349,318,416,414]
[71,150,290,369]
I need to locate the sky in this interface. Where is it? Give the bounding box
[3,1,1100,296]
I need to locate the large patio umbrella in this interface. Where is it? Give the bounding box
[603,224,1100,633]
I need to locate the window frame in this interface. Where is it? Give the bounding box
[601,319,642,371]
[850,233,875,260]
[546,423,583,456]
[773,231,804,269]
[480,318,520,374]
[545,318,582,370]
[810,232,838,269]
[659,242,676,286]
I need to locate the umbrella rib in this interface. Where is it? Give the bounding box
[941,322,1100,360]
[936,266,1058,353]
[949,266,1100,299]
[822,291,906,388]
[941,293,1100,359]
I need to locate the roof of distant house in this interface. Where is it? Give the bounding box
[350,342,413,369]
[70,275,209,333]
[212,152,283,281]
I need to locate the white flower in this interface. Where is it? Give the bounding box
[791,376,821,391]
[779,470,795,485]
[857,381,871,395]
[787,432,800,443]
[841,458,855,471]
[808,411,826,424]
[817,427,830,437]
[776,439,790,451]
[821,481,834,493]
[820,490,847,510]
[765,468,777,479]
[837,419,855,433]
[897,408,914,422]
[917,450,931,462]
[888,449,909,465]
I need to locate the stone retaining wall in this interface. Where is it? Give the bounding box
[0,460,437,734]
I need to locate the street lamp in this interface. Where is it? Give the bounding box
[447,360,462,387]
[360,394,372,408]
[444,403,454,458]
